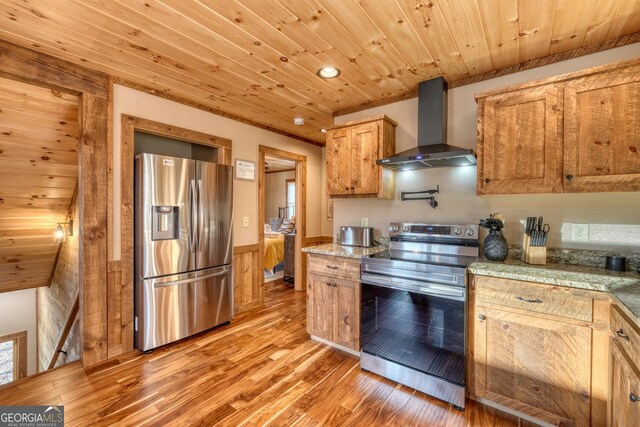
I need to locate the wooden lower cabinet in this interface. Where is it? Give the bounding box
[473,305,592,426]
[469,274,610,426]
[608,304,640,427]
[609,340,640,427]
[307,272,360,351]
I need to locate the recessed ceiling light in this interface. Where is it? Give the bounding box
[320,128,327,133]
[317,67,341,79]
[293,117,305,126]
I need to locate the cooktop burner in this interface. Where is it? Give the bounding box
[364,222,480,270]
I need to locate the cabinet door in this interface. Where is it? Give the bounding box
[306,273,333,341]
[478,86,563,195]
[332,278,359,350]
[610,340,640,427]
[564,71,640,192]
[350,122,379,195]
[326,128,353,196]
[474,306,591,426]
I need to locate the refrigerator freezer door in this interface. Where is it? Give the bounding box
[136,154,196,278]
[135,265,232,351]
[196,162,233,269]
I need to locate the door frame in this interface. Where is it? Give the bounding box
[116,116,232,357]
[0,40,109,367]
[258,145,307,291]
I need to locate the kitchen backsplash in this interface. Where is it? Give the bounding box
[507,246,640,272]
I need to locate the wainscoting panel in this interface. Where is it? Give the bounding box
[233,244,262,314]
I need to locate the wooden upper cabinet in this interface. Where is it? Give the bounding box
[477,86,562,195]
[476,57,640,195]
[350,122,379,195]
[564,68,640,192]
[326,115,396,199]
[326,127,352,196]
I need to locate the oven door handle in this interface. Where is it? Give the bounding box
[361,273,465,301]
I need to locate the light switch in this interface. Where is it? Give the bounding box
[242,216,249,228]
[360,217,368,227]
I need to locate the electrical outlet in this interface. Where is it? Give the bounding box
[360,217,368,227]
[242,216,249,228]
[572,223,589,242]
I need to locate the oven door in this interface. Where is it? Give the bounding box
[360,274,466,386]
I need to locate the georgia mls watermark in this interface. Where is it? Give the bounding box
[0,406,64,427]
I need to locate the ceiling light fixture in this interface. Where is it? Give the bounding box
[293,117,305,126]
[320,128,327,133]
[316,67,340,79]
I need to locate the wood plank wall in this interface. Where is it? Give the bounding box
[37,200,80,371]
[233,244,261,314]
[0,40,109,367]
[233,236,332,315]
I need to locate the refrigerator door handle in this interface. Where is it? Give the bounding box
[198,179,206,253]
[190,179,198,252]
[153,267,229,288]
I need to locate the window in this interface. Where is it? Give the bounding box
[0,331,27,385]
[286,179,295,219]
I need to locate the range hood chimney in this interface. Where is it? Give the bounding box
[377,77,477,170]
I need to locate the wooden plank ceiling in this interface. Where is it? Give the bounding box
[0,1,639,144]
[265,155,295,172]
[0,76,78,293]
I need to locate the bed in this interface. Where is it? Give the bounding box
[264,233,285,271]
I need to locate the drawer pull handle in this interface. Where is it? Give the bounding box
[515,296,543,304]
[326,265,339,270]
[630,393,640,403]
[478,314,486,320]
[332,283,337,287]
[616,328,630,341]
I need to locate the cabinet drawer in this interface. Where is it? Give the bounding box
[474,276,593,322]
[308,254,361,281]
[611,305,640,364]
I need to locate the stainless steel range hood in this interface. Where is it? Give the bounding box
[377,77,476,170]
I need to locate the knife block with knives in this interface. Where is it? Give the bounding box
[522,216,549,265]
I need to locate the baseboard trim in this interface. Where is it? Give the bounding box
[472,397,554,427]
[310,335,360,357]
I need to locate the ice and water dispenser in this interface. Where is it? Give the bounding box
[151,206,179,240]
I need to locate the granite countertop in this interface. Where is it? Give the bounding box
[302,243,387,259]
[469,258,640,327]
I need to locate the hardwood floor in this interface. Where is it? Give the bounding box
[0,282,528,426]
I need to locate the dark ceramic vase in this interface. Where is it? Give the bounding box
[483,230,508,261]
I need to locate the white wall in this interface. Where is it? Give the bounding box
[265,171,295,221]
[0,289,36,376]
[334,43,640,251]
[112,84,331,257]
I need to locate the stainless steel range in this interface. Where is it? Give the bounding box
[360,222,479,409]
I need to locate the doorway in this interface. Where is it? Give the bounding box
[258,146,307,292]
[263,155,296,284]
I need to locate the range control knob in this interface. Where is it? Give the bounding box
[390,225,399,232]
[402,225,410,232]
[452,227,462,236]
[465,227,475,237]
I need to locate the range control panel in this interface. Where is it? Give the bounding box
[388,222,479,241]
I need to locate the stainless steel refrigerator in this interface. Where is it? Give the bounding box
[134,153,233,351]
